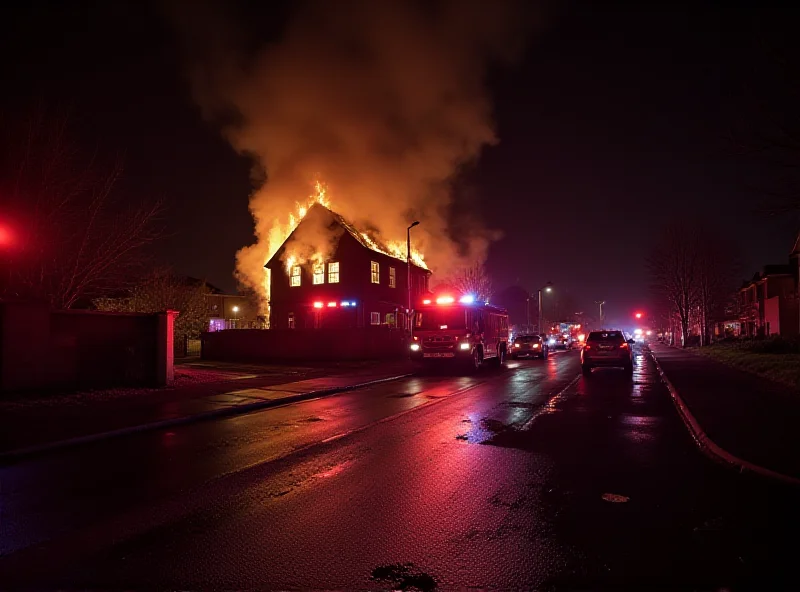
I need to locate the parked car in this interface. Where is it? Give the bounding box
[511,334,549,359]
[581,329,634,375]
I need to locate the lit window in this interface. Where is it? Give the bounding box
[385,313,395,326]
[290,265,301,287]
[370,312,381,325]
[328,261,340,284]
[388,266,396,288]
[313,262,324,285]
[371,261,380,284]
[288,312,295,329]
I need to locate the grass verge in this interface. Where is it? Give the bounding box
[695,343,800,391]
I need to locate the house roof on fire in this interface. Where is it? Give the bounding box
[265,203,430,273]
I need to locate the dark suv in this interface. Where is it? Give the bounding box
[511,334,548,359]
[581,330,634,375]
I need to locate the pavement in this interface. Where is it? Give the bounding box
[0,358,414,458]
[650,342,800,481]
[1,346,799,589]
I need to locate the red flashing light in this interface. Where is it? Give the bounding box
[327,301,337,307]
[422,299,431,305]
[313,302,323,309]
[635,312,643,319]
[436,296,455,305]
[0,225,12,247]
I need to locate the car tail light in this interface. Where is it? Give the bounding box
[584,344,592,350]
[620,342,629,349]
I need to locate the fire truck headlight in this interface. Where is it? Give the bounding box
[459,342,470,350]
[410,343,421,351]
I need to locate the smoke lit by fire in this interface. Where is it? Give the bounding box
[169,0,535,313]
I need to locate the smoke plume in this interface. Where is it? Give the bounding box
[169,0,536,305]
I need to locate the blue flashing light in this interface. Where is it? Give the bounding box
[341,301,350,307]
[459,295,475,304]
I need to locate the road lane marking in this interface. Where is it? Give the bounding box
[520,374,581,431]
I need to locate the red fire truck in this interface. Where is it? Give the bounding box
[409,294,510,370]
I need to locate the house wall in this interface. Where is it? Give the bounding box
[201,328,409,362]
[268,232,429,330]
[765,296,781,336]
[0,302,175,393]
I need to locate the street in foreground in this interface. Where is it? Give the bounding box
[1,348,798,589]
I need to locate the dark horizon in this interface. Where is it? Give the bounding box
[3,0,799,328]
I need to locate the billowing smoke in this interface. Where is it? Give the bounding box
[169,0,535,308]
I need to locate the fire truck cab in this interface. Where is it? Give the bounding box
[409,295,509,370]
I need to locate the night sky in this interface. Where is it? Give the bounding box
[3,1,798,327]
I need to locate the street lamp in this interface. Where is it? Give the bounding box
[232,305,239,329]
[538,282,553,335]
[407,221,420,335]
[595,300,605,327]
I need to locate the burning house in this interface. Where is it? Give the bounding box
[265,204,431,330]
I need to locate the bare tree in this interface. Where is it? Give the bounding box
[695,236,741,345]
[647,223,698,347]
[649,221,741,347]
[94,269,212,352]
[450,263,493,302]
[0,106,164,308]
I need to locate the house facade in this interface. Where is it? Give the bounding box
[737,264,799,337]
[265,205,432,330]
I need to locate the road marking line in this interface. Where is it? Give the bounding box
[520,374,581,431]
[650,349,800,487]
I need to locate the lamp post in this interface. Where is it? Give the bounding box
[595,300,605,328]
[232,305,239,329]
[538,282,553,335]
[526,295,531,328]
[407,221,420,335]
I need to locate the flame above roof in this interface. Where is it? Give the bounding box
[265,203,429,271]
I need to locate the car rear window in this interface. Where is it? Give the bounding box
[586,331,624,342]
[515,336,540,343]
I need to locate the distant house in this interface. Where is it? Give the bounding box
[204,289,261,331]
[737,245,800,338]
[265,204,431,330]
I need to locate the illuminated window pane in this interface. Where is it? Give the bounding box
[371,261,379,284]
[388,266,396,288]
[370,312,380,325]
[290,265,301,287]
[328,261,340,284]
[313,263,324,285]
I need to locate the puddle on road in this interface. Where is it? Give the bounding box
[371,563,437,591]
[455,418,511,444]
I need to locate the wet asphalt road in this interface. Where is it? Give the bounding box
[1,347,799,589]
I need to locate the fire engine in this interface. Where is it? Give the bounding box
[409,295,510,370]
